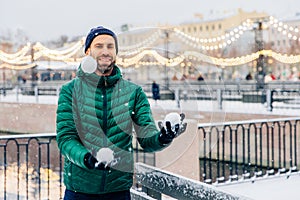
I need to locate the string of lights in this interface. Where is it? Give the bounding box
[115,49,300,68]
[1,48,300,70]
[0,55,32,65]
[173,20,253,51]
[33,38,84,56]
[269,16,300,42]
[118,30,162,55]
[170,16,300,51]
[0,43,31,60]
[1,15,300,70]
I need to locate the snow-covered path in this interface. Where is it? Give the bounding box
[217,172,300,200]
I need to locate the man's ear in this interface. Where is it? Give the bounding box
[85,48,90,55]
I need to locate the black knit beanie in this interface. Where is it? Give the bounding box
[84,26,118,54]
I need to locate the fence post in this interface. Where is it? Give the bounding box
[34,86,39,103]
[174,88,180,108]
[183,89,188,101]
[56,86,61,97]
[266,89,273,112]
[141,186,161,200]
[16,85,19,102]
[217,89,223,110]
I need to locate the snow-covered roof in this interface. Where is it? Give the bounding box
[35,61,78,70]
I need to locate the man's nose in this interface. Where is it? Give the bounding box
[101,47,110,54]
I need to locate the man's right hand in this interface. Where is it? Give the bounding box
[84,153,110,170]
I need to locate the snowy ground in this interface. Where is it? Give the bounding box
[216,171,300,200]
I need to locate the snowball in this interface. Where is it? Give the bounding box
[81,55,97,73]
[164,112,181,132]
[96,148,114,163]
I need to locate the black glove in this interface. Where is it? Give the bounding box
[158,113,187,144]
[84,153,110,170]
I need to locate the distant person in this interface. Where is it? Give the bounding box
[270,73,276,80]
[197,73,204,81]
[172,73,178,81]
[56,26,187,200]
[17,75,22,84]
[245,73,253,80]
[152,81,160,102]
[21,74,27,84]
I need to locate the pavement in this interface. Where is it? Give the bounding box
[216,171,300,200]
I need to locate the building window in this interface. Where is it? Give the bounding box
[218,24,222,29]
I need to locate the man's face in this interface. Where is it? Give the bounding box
[86,34,117,76]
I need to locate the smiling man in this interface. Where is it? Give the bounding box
[56,26,187,200]
[84,28,117,76]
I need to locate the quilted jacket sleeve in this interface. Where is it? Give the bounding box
[56,81,89,169]
[132,87,168,152]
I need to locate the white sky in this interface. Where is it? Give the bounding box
[1,0,300,42]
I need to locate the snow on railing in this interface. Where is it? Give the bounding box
[134,162,251,200]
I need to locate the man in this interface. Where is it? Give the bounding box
[56,26,187,200]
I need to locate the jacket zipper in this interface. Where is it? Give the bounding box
[100,86,108,192]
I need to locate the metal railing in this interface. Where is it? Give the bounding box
[1,116,300,199]
[142,81,300,111]
[198,117,300,184]
[0,133,155,200]
[1,81,300,113]
[0,133,62,200]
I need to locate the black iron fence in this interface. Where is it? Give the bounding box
[0,133,62,200]
[0,133,155,200]
[198,117,300,184]
[1,116,300,199]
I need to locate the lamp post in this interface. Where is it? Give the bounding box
[2,67,6,96]
[254,20,267,90]
[30,44,37,93]
[164,30,170,89]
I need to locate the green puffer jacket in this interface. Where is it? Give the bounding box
[56,65,166,194]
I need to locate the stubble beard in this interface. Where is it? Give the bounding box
[89,51,115,75]
[95,55,115,75]
[97,61,115,74]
